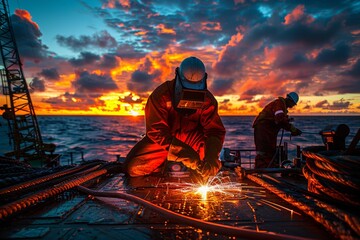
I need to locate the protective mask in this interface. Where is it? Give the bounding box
[174,68,207,110]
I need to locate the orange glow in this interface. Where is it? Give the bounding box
[1,43,358,116]
[156,24,176,35]
[284,5,314,25]
[2,92,360,116]
[55,74,76,89]
[92,69,105,75]
[196,185,210,201]
[102,0,130,9]
[15,9,39,30]
[200,22,222,31]
[129,109,140,116]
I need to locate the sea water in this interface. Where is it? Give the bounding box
[0,115,359,165]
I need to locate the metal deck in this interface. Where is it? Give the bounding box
[0,170,334,239]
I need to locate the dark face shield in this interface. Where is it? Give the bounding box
[177,89,206,109]
[174,68,207,110]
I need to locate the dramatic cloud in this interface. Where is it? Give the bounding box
[69,52,101,67]
[73,71,118,94]
[127,70,159,93]
[56,30,117,51]
[6,1,359,115]
[324,59,360,93]
[43,92,102,111]
[11,10,52,61]
[38,68,60,80]
[210,78,236,96]
[119,93,143,104]
[29,77,45,92]
[314,99,351,110]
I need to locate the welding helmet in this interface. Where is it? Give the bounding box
[174,57,207,111]
[286,92,299,105]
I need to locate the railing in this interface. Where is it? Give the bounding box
[221,142,302,169]
[221,148,256,169]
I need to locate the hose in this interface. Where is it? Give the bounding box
[77,186,311,240]
[267,129,285,168]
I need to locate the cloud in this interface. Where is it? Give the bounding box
[210,78,236,96]
[56,30,117,51]
[73,71,118,94]
[119,93,143,104]
[38,68,60,80]
[324,59,360,93]
[314,99,351,110]
[99,54,119,69]
[14,1,360,114]
[69,52,101,67]
[29,77,45,92]
[11,9,52,61]
[315,42,350,66]
[315,100,329,108]
[127,70,159,93]
[43,92,102,111]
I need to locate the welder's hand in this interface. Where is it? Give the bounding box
[199,136,223,178]
[168,138,200,170]
[291,128,302,136]
[198,158,221,178]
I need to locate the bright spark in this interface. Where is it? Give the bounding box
[196,185,211,200]
[163,175,254,201]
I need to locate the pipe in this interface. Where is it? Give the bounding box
[0,166,108,220]
[0,162,101,196]
[235,167,301,179]
[77,186,311,240]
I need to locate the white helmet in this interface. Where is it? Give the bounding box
[178,57,207,90]
[286,92,299,105]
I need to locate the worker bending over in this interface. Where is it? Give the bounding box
[124,57,226,178]
[252,92,302,168]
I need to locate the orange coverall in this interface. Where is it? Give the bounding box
[124,79,226,177]
[252,97,296,168]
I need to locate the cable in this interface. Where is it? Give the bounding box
[0,162,115,220]
[77,186,311,240]
[267,129,284,168]
[302,147,360,208]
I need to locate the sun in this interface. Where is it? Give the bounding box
[129,109,140,116]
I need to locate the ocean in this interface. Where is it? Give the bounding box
[0,115,359,165]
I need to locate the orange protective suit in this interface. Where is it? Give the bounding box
[252,97,297,168]
[124,79,226,177]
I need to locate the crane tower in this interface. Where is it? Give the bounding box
[0,0,56,165]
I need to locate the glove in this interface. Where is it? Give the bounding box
[167,138,200,170]
[198,136,223,178]
[198,158,222,178]
[291,128,302,136]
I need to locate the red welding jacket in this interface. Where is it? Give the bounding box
[124,79,226,176]
[252,97,294,131]
[146,79,225,154]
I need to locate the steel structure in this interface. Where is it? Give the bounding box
[0,0,45,160]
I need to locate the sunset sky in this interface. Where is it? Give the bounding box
[1,0,359,116]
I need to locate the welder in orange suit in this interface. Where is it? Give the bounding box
[124,57,226,178]
[252,92,302,168]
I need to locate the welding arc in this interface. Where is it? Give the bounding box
[77,186,311,240]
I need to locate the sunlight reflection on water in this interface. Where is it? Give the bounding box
[0,115,359,165]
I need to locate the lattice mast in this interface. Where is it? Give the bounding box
[0,0,44,159]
